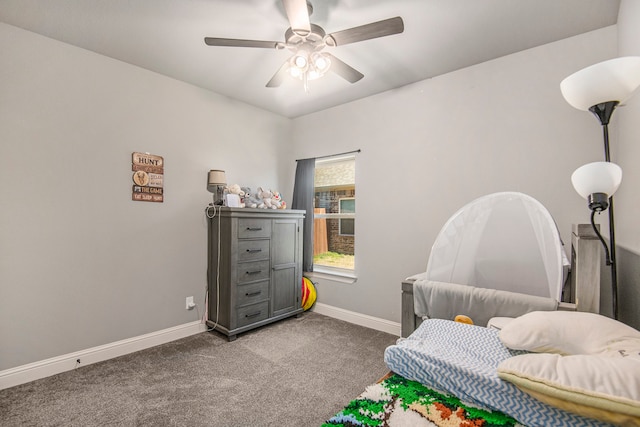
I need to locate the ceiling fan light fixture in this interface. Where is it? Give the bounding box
[289,66,303,78]
[293,53,308,69]
[287,50,331,85]
[306,52,331,82]
[311,52,330,72]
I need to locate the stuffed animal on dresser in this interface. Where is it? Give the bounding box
[226,184,245,208]
[257,187,276,209]
[270,191,283,209]
[241,187,262,209]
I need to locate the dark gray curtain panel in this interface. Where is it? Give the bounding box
[292,158,315,272]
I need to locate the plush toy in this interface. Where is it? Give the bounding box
[226,184,245,208]
[454,314,474,325]
[227,184,244,197]
[241,187,261,209]
[257,187,276,209]
[270,191,283,209]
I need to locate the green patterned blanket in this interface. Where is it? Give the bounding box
[323,373,520,427]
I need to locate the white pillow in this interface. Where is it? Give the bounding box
[497,311,640,425]
[498,354,640,424]
[499,310,640,355]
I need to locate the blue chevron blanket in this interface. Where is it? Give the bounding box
[384,319,612,427]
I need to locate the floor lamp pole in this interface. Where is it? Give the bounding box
[590,101,619,320]
[602,124,619,320]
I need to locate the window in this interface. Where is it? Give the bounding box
[339,198,355,236]
[313,155,355,273]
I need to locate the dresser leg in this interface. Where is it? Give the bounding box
[227,334,237,342]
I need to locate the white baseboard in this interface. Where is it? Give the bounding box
[0,321,207,390]
[312,303,401,336]
[1,308,398,390]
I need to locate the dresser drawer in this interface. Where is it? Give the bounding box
[237,260,270,284]
[237,280,269,307]
[237,239,270,262]
[236,301,269,328]
[238,218,271,239]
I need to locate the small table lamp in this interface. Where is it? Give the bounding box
[207,170,226,205]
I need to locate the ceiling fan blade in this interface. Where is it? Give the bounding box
[204,37,281,49]
[266,61,290,88]
[326,16,404,47]
[282,0,311,35]
[326,54,364,83]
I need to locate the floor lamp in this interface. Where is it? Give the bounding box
[560,56,640,319]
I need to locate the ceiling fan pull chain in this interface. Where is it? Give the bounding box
[303,72,310,93]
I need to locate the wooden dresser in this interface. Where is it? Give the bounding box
[206,207,305,340]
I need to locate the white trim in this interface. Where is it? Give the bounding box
[0,321,207,390]
[307,268,357,284]
[314,213,355,219]
[312,303,401,336]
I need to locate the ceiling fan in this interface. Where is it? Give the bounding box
[204,0,404,90]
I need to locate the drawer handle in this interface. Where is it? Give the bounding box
[246,227,263,231]
[246,249,262,253]
[245,291,261,297]
[245,311,262,318]
[246,270,262,275]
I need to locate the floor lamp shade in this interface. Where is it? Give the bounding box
[560,56,640,110]
[571,162,622,200]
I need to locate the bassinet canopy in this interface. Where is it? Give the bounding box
[425,192,568,301]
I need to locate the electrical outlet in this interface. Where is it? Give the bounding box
[186,296,195,310]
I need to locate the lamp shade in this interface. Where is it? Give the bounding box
[571,162,622,199]
[207,169,226,192]
[560,56,640,111]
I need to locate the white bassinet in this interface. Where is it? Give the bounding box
[410,192,570,327]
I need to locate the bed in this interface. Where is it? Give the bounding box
[324,310,640,426]
[383,312,640,426]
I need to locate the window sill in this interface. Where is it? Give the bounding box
[305,267,358,284]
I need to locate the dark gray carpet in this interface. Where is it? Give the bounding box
[0,312,398,426]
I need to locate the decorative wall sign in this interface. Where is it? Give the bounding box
[132,152,164,202]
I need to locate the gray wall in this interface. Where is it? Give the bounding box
[0,22,293,370]
[615,0,640,329]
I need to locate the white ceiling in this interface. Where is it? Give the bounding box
[0,0,620,118]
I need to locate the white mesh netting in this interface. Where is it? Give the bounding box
[425,192,568,301]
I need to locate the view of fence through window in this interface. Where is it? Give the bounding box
[313,155,355,270]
